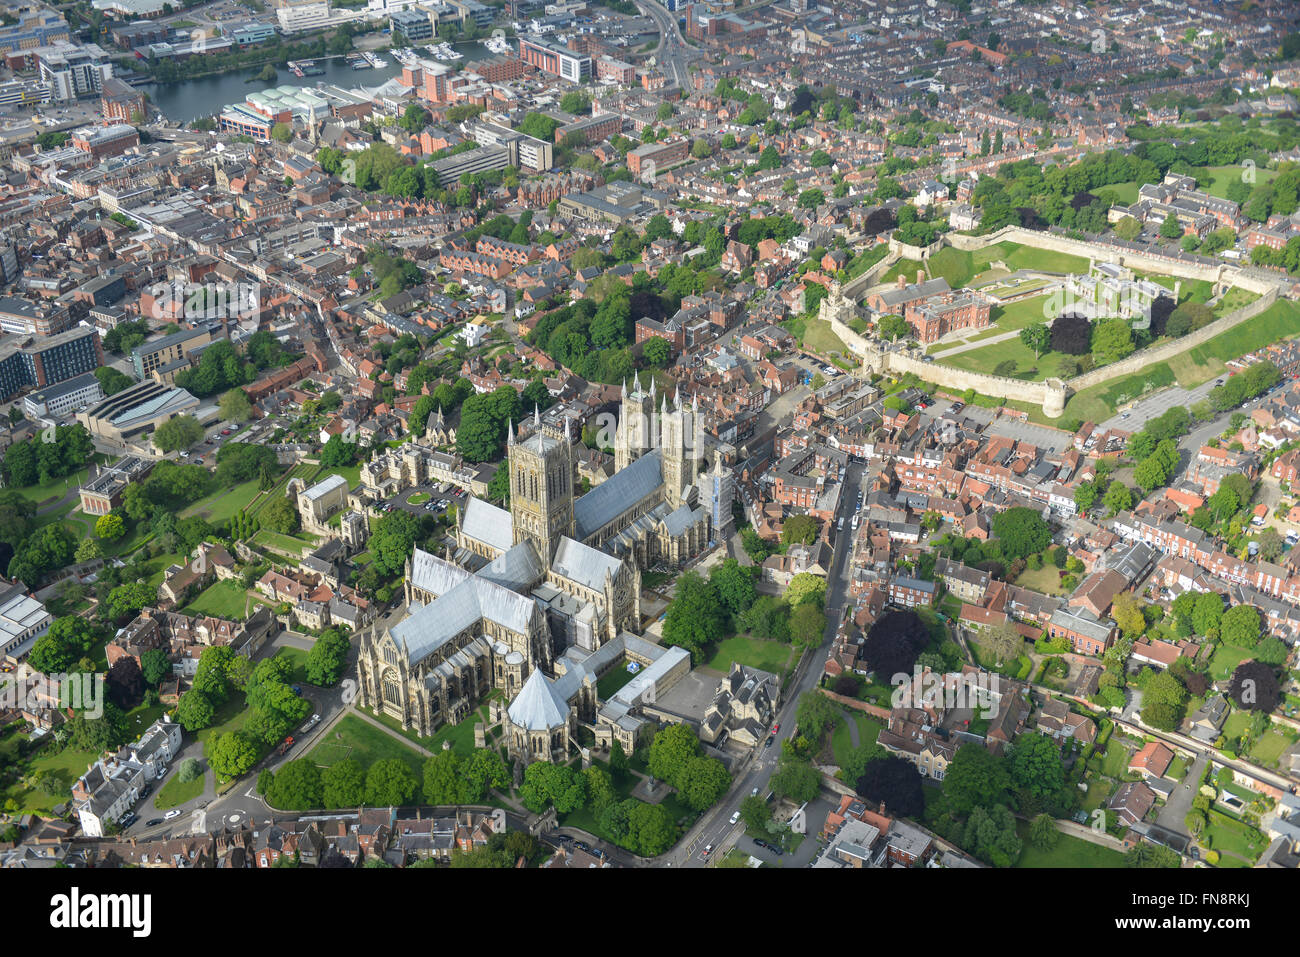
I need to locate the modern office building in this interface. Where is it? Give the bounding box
[77,378,200,443]
[390,7,434,40]
[22,370,104,419]
[0,326,104,401]
[0,578,53,665]
[130,326,214,381]
[518,35,590,82]
[0,296,73,337]
[35,42,114,101]
[0,8,70,55]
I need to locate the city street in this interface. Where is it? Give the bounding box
[676,460,866,867]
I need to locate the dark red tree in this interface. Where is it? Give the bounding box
[855,756,925,818]
[1228,661,1280,713]
[862,609,931,681]
[1050,313,1092,355]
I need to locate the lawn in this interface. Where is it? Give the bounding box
[800,317,848,356]
[1166,755,1188,782]
[366,694,498,757]
[989,292,1055,331]
[182,478,263,523]
[1171,299,1300,388]
[1209,644,1255,682]
[1249,730,1293,766]
[879,258,925,285]
[1094,181,1142,205]
[926,247,977,288]
[2,742,100,814]
[830,711,882,768]
[408,492,431,505]
[306,714,425,777]
[703,635,796,676]
[596,663,639,700]
[251,528,319,557]
[1013,821,1127,867]
[1193,164,1279,200]
[1002,245,1090,275]
[1098,739,1132,779]
[182,579,252,620]
[154,770,205,810]
[1204,809,1268,862]
[943,334,1072,381]
[1013,562,1069,596]
[275,646,310,686]
[9,464,94,508]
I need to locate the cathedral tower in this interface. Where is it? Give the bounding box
[509,408,575,565]
[615,371,656,472]
[661,387,702,509]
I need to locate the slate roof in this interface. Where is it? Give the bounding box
[508,667,570,731]
[460,496,514,553]
[574,450,663,540]
[551,536,623,592]
[391,576,537,665]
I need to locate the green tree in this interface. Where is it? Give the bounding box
[218,388,253,422]
[365,758,418,806]
[991,507,1050,560]
[209,731,259,779]
[661,571,726,661]
[943,743,1011,814]
[709,558,757,617]
[153,415,204,453]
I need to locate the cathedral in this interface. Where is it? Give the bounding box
[356,384,730,755]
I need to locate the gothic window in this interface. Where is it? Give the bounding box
[383,643,398,666]
[382,671,402,705]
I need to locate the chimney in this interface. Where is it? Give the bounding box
[916,270,925,285]
[896,274,906,290]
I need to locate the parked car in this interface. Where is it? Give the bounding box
[765,736,775,748]
[146,818,163,827]
[119,812,138,827]
[163,809,182,821]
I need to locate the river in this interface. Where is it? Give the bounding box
[143,40,491,124]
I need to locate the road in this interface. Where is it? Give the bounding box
[124,628,361,842]
[676,460,867,867]
[634,0,697,89]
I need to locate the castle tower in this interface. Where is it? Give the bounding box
[509,413,575,565]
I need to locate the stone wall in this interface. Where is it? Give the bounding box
[1069,286,1279,391]
[832,226,1291,417]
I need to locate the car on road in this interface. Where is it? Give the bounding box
[701,844,713,857]
[729,811,741,825]
[146,819,163,827]
[765,736,775,748]
[163,809,182,820]
[1120,411,1130,419]
[751,786,760,797]
[771,723,780,734]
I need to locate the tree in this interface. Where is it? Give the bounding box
[877,314,910,341]
[709,559,757,617]
[218,388,252,422]
[1125,842,1181,868]
[1103,480,1133,516]
[1113,216,1143,241]
[781,514,819,546]
[1159,214,1183,240]
[690,138,711,159]
[963,803,1022,867]
[94,366,134,396]
[991,507,1050,560]
[678,755,730,811]
[1049,313,1091,355]
[105,655,145,710]
[1018,323,1050,359]
[943,743,1011,815]
[982,619,1023,667]
[258,495,300,535]
[177,758,203,785]
[795,690,839,741]
[647,723,701,789]
[862,609,930,679]
[1192,592,1224,637]
[1253,636,1290,667]
[369,510,420,576]
[1141,670,1188,731]
[770,754,820,804]
[1228,660,1280,712]
[175,689,216,731]
[141,648,171,686]
[786,572,826,610]
[739,794,771,832]
[1091,317,1135,365]
[855,756,924,817]
[462,748,510,802]
[105,581,158,621]
[789,603,825,648]
[305,628,350,686]
[627,801,676,856]
[520,762,584,814]
[153,415,204,453]
[267,759,323,810]
[1028,812,1059,851]
[661,571,726,661]
[27,633,74,675]
[365,758,418,806]
[1009,733,1065,799]
[1220,604,1262,648]
[209,731,259,779]
[643,336,671,368]
[1111,593,1146,638]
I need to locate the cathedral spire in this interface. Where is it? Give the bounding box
[674,382,681,410]
[508,417,515,445]
[621,377,627,399]
[633,369,642,395]
[564,415,571,443]
[649,375,656,398]
[533,403,540,428]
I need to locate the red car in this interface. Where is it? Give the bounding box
[771,723,780,734]
[220,429,232,436]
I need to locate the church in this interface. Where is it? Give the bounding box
[355,381,731,753]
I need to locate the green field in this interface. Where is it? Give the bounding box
[926,247,979,288]
[1014,821,1127,868]
[251,528,317,558]
[1168,299,1300,388]
[830,711,883,768]
[1002,245,1091,275]
[275,646,310,686]
[306,714,425,777]
[154,770,205,810]
[1249,730,1294,766]
[182,579,251,620]
[800,317,848,356]
[596,663,639,700]
[879,258,925,285]
[703,635,796,675]
[1014,563,1069,596]
[182,478,263,523]
[10,466,92,508]
[1194,164,1279,200]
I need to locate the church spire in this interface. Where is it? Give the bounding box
[633,369,642,395]
[621,377,627,399]
[674,382,681,410]
[508,417,515,445]
[533,403,540,428]
[649,374,656,398]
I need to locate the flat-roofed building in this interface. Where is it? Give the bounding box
[77,378,200,443]
[130,326,213,381]
[0,579,53,665]
[79,455,155,516]
[22,370,103,419]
